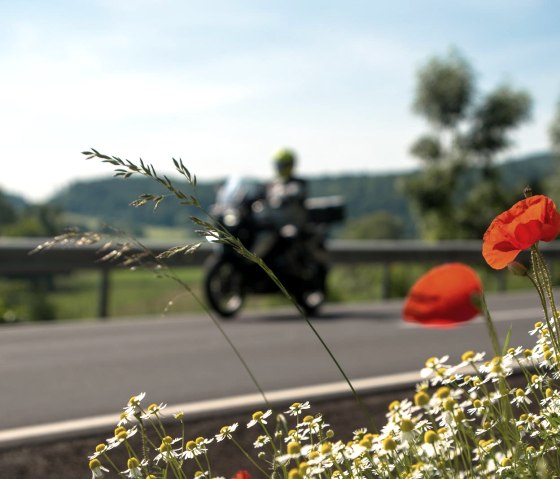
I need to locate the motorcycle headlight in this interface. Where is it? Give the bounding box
[224,211,239,227]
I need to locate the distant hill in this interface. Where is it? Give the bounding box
[4,192,28,211]
[48,151,557,238]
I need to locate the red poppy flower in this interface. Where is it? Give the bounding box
[231,471,251,479]
[482,195,560,270]
[403,263,482,327]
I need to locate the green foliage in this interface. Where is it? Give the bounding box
[403,49,533,240]
[341,211,403,240]
[413,49,474,128]
[465,85,532,159]
[1,204,63,237]
[0,278,57,322]
[0,189,18,227]
[546,96,560,205]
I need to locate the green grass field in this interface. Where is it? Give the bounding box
[0,261,542,322]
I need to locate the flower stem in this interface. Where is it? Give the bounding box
[477,293,501,357]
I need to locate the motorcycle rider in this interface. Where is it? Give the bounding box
[252,148,308,264]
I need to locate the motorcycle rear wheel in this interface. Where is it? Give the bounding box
[204,258,245,318]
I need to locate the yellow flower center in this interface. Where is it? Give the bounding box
[454,409,466,422]
[500,457,512,467]
[382,436,397,451]
[320,442,332,454]
[288,468,303,479]
[461,350,475,362]
[252,411,264,421]
[401,419,414,432]
[414,391,430,407]
[127,458,140,469]
[159,442,172,453]
[359,437,372,448]
[443,398,455,411]
[89,459,101,470]
[435,386,450,399]
[425,357,438,367]
[424,430,438,444]
[287,442,301,455]
[95,443,106,453]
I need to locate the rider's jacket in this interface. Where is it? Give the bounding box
[265,176,307,229]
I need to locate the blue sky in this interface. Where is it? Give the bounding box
[1,0,559,201]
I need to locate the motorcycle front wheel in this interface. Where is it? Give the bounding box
[294,264,327,317]
[204,258,245,318]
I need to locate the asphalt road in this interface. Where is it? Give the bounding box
[0,290,548,431]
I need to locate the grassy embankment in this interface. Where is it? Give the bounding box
[0,261,536,322]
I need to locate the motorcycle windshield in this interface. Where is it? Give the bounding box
[215,176,264,208]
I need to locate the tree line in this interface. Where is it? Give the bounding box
[1,48,560,240]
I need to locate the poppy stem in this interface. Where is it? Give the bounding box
[530,245,560,354]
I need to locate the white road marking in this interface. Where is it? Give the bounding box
[0,370,422,449]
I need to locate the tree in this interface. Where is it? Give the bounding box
[402,49,532,239]
[546,96,560,203]
[0,189,17,229]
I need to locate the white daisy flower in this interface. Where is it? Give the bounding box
[285,401,311,416]
[120,457,148,479]
[246,409,272,428]
[215,422,238,441]
[141,402,167,419]
[89,459,109,478]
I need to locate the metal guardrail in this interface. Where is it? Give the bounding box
[1,237,559,318]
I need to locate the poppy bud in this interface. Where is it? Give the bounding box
[507,261,528,276]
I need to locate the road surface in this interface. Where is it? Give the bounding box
[0,290,547,431]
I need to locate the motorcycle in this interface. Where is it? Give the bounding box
[203,176,344,318]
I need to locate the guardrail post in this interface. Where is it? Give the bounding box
[381,262,391,299]
[497,270,507,292]
[99,268,110,319]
